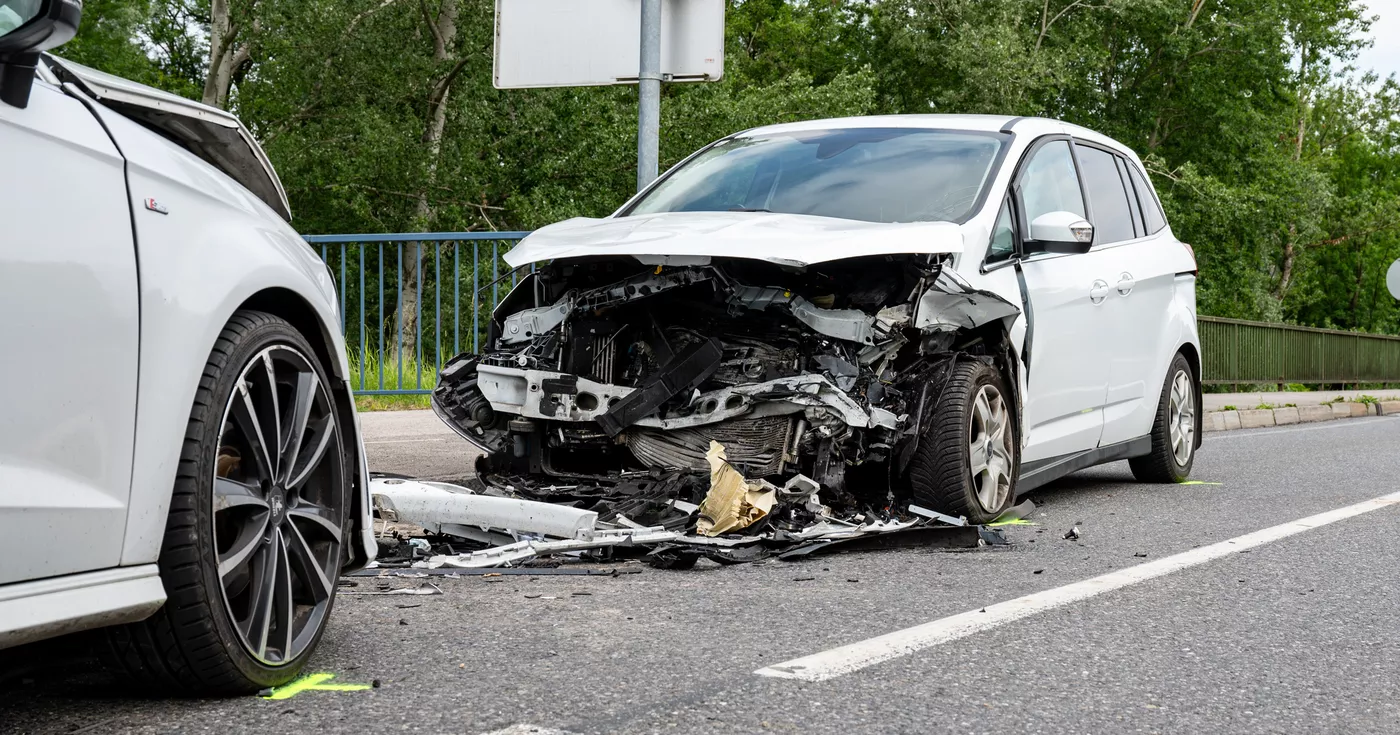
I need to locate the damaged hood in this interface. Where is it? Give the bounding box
[503,211,965,268]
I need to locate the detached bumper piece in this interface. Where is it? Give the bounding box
[367,462,1006,571]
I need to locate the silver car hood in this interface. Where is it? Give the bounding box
[504,211,965,268]
[44,55,292,222]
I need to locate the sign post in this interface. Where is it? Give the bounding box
[637,0,662,190]
[493,0,724,193]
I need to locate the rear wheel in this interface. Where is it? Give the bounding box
[907,360,1018,524]
[101,311,348,694]
[1129,352,1197,483]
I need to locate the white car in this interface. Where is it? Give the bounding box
[434,114,1201,522]
[0,2,373,693]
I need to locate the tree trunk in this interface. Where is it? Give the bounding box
[396,0,459,367]
[203,0,253,109]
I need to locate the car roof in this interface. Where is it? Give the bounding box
[736,114,1141,161]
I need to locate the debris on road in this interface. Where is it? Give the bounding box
[1063,526,1081,540]
[367,472,1003,572]
[338,583,443,596]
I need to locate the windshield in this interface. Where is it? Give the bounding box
[626,128,1007,224]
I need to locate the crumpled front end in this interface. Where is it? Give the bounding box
[432,253,1020,513]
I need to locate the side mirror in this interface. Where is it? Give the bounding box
[1026,211,1094,254]
[0,0,83,109]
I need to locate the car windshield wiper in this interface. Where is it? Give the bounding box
[727,207,772,213]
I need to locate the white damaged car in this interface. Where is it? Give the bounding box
[435,115,1202,522]
[0,1,373,693]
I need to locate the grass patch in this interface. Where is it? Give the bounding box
[1254,403,1277,410]
[1221,404,1238,411]
[347,351,438,411]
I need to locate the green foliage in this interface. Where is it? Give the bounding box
[60,0,1400,338]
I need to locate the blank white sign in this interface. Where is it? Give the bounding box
[494,0,725,89]
[1388,259,1400,300]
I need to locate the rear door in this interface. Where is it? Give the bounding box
[1013,138,1112,463]
[0,78,139,583]
[1074,143,1180,447]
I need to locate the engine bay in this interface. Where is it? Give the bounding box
[433,254,1021,511]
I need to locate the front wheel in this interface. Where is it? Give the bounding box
[907,360,1018,524]
[1129,353,1197,483]
[102,311,349,694]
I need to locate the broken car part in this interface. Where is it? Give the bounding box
[370,477,598,541]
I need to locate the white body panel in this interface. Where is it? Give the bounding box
[0,81,140,584]
[73,97,375,568]
[494,0,724,88]
[0,566,165,647]
[1098,235,1194,446]
[0,74,374,649]
[1016,252,1112,462]
[505,211,964,268]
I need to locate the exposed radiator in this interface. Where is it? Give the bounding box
[622,416,792,477]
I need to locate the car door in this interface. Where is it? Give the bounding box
[0,76,140,583]
[1073,143,1181,447]
[1012,137,1113,463]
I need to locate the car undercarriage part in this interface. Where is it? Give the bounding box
[431,253,1023,531]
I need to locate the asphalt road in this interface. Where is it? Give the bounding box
[4,415,1400,734]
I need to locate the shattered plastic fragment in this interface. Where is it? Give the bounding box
[696,441,777,536]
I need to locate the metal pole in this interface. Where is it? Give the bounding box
[637,0,662,191]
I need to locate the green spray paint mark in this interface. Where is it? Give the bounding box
[261,672,372,700]
[1177,480,1222,486]
[988,518,1037,527]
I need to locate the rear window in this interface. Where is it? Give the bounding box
[1126,163,1167,234]
[626,128,1008,224]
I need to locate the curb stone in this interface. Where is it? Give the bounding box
[1297,405,1334,423]
[1237,409,1276,429]
[1205,403,1383,433]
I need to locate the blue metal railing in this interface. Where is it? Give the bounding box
[305,232,530,395]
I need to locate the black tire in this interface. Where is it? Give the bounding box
[1129,352,1197,483]
[99,311,349,695]
[907,360,1019,524]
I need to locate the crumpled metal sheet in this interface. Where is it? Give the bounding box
[696,441,777,536]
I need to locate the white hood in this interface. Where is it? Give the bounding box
[503,211,965,268]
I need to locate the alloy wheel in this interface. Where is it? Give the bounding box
[1168,369,1195,467]
[969,384,1013,514]
[212,345,344,666]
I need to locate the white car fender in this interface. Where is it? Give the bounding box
[70,90,376,568]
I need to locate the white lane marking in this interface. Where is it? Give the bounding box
[364,437,451,444]
[1206,415,1398,441]
[755,490,1400,682]
[478,725,575,735]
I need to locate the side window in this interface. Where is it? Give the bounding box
[1126,163,1167,234]
[1018,140,1085,224]
[1115,156,1145,238]
[987,199,1016,263]
[1075,145,1135,245]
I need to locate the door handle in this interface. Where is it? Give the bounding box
[1116,272,1135,296]
[1090,279,1110,304]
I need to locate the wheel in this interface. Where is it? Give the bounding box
[1129,353,1197,483]
[101,311,349,695]
[907,360,1018,524]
